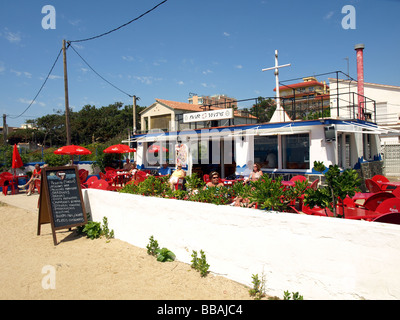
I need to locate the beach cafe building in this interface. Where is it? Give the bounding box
[128,93,394,181]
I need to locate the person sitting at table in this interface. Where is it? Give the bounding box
[203,171,224,190]
[128,161,139,176]
[248,163,263,182]
[169,164,186,190]
[158,162,171,176]
[122,159,134,171]
[118,159,134,185]
[19,163,41,196]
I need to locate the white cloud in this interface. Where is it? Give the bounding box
[10,69,31,78]
[122,55,134,62]
[134,76,162,85]
[223,32,230,37]
[177,81,184,85]
[2,28,22,44]
[69,19,81,27]
[235,65,243,69]
[18,98,45,107]
[202,69,213,75]
[201,83,216,88]
[48,75,62,80]
[0,62,5,73]
[324,11,334,20]
[11,69,21,76]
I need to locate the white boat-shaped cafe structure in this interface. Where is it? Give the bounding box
[129,93,394,185]
[128,49,399,184]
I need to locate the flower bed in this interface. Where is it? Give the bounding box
[119,174,308,212]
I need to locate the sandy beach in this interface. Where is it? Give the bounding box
[0,192,255,300]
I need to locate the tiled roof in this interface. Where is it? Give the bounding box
[156,99,210,112]
[274,80,328,91]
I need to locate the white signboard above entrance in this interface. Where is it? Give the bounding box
[183,108,234,123]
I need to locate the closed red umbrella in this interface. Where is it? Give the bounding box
[54,145,92,155]
[12,144,23,169]
[103,144,136,154]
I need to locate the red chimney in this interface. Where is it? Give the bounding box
[354,44,365,120]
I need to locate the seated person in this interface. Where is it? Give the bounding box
[158,162,171,176]
[169,164,186,190]
[265,152,277,168]
[248,163,263,182]
[121,159,134,171]
[19,163,41,196]
[240,160,253,179]
[119,159,134,185]
[203,171,224,190]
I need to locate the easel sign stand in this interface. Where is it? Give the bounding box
[37,166,88,245]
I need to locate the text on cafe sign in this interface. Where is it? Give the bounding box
[183,108,233,123]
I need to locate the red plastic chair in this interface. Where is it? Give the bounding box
[362,192,395,211]
[392,187,400,199]
[297,179,319,208]
[0,177,9,196]
[373,212,400,225]
[88,179,110,190]
[309,179,319,190]
[35,179,41,194]
[340,196,356,208]
[374,197,400,214]
[174,178,185,190]
[0,172,17,195]
[290,175,307,183]
[129,170,148,186]
[372,175,390,191]
[365,179,383,193]
[84,176,99,188]
[203,174,210,183]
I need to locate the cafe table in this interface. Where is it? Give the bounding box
[307,205,381,221]
[379,181,400,190]
[281,180,295,188]
[114,171,131,186]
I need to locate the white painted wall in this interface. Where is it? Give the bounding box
[83,189,400,300]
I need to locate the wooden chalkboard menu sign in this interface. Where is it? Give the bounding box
[38,166,87,245]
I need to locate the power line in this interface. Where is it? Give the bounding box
[9,48,63,120]
[68,0,168,43]
[69,43,133,98]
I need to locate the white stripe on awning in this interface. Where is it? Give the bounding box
[336,122,390,135]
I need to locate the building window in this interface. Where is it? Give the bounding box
[282,133,310,169]
[254,136,278,169]
[150,114,171,131]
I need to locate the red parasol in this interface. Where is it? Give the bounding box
[103,144,136,154]
[148,144,169,153]
[54,145,92,155]
[12,144,23,169]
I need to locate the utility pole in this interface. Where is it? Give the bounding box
[2,114,7,144]
[63,39,71,145]
[133,95,137,134]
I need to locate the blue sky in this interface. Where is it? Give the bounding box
[1,0,400,128]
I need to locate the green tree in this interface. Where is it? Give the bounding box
[304,161,361,217]
[250,97,276,123]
